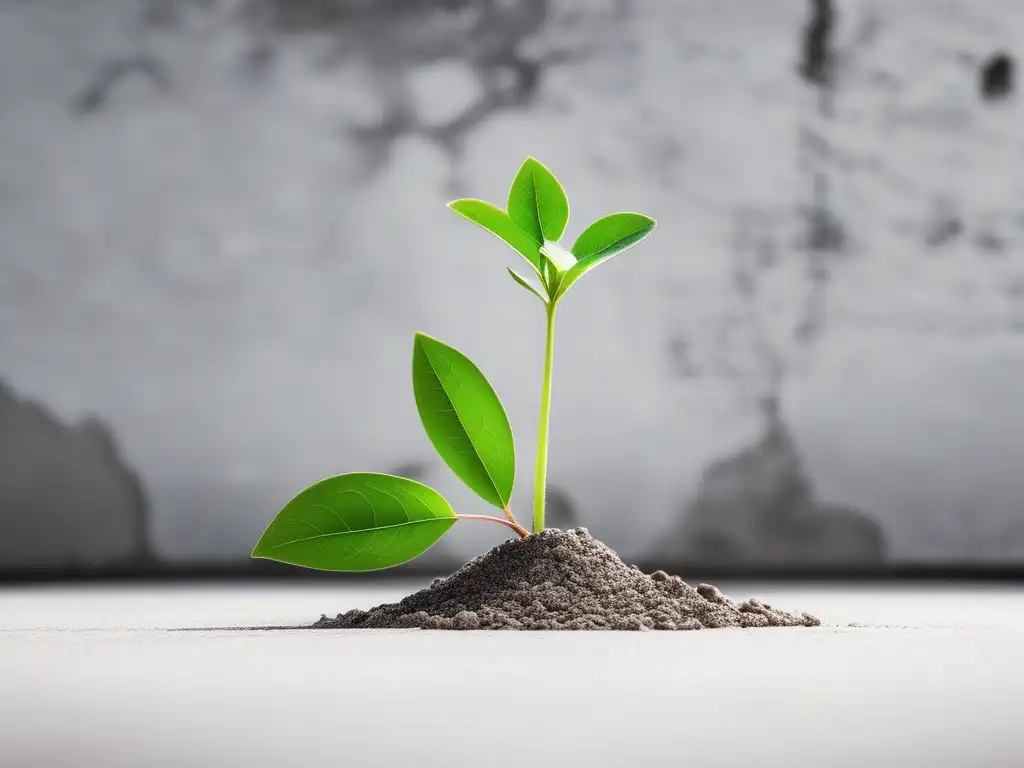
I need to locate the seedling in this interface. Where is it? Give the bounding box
[252,158,656,571]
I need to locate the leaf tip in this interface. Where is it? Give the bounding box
[447,198,484,218]
[619,211,657,228]
[520,155,550,175]
[413,331,447,361]
[633,213,656,233]
[413,330,436,348]
[250,534,271,561]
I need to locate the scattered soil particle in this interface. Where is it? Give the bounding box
[313,528,821,631]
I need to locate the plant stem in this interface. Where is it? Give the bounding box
[533,301,557,533]
[502,504,521,527]
[454,514,529,538]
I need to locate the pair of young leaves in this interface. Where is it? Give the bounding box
[252,158,655,572]
[450,157,655,304]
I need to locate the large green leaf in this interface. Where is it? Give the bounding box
[412,332,515,509]
[556,212,656,300]
[251,473,455,572]
[448,198,542,274]
[507,157,570,243]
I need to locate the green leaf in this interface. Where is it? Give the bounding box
[507,267,547,304]
[252,473,455,572]
[448,198,543,274]
[556,212,656,300]
[507,157,570,243]
[539,240,577,272]
[539,255,553,287]
[412,333,515,509]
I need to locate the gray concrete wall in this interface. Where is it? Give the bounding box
[1,0,1023,566]
[0,381,148,568]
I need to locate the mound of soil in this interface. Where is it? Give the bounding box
[314,528,821,631]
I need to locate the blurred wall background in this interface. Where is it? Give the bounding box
[1,0,1022,571]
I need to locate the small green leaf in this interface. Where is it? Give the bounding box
[252,473,455,572]
[412,332,515,509]
[448,198,543,274]
[539,255,553,287]
[539,240,576,272]
[507,157,570,243]
[556,212,656,300]
[507,267,547,304]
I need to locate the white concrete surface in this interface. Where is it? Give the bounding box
[2,583,1023,767]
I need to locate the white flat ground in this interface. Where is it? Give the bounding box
[1,582,1022,768]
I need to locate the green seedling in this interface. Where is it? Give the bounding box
[252,157,656,571]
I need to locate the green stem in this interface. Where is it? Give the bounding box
[533,301,557,533]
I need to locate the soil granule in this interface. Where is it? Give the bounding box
[313,528,821,631]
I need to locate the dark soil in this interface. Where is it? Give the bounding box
[313,528,821,631]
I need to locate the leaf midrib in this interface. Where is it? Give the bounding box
[577,228,650,264]
[530,169,543,240]
[263,516,452,550]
